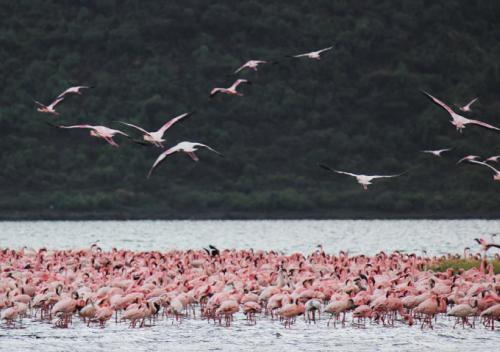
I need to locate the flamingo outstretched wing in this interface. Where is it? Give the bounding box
[58,124,94,130]
[118,121,154,137]
[469,160,500,174]
[196,143,224,156]
[466,118,500,131]
[147,145,180,178]
[421,90,454,116]
[462,97,478,110]
[157,112,192,136]
[48,97,65,109]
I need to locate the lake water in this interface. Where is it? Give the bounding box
[0,220,499,351]
[0,219,498,254]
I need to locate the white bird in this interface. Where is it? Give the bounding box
[34,97,65,116]
[291,46,333,60]
[485,155,500,163]
[59,124,129,147]
[57,85,91,99]
[148,141,223,178]
[459,97,478,113]
[422,91,500,133]
[234,60,268,74]
[210,79,251,98]
[119,112,192,148]
[468,160,500,181]
[421,148,452,157]
[320,164,405,190]
[457,155,480,164]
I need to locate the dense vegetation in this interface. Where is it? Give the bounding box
[430,259,500,274]
[2,0,500,219]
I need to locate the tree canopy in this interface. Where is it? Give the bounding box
[1,0,500,219]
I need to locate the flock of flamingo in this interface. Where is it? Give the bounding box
[0,243,499,330]
[12,42,500,335]
[33,45,500,186]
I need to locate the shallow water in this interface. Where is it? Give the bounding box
[0,220,499,351]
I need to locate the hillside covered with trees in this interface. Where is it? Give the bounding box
[2,0,500,219]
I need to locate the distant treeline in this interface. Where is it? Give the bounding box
[1,0,500,219]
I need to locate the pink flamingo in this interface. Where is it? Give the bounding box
[58,124,129,147]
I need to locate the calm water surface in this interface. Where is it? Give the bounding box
[0,220,499,351]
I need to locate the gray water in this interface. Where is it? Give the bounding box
[0,220,499,351]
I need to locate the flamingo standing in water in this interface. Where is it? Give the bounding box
[480,304,500,330]
[448,300,478,328]
[34,97,65,116]
[118,112,192,148]
[320,164,405,190]
[304,299,321,323]
[421,91,500,133]
[148,141,223,178]
[1,304,19,327]
[58,124,129,147]
[210,79,251,98]
[324,298,356,327]
[290,46,333,60]
[459,97,478,113]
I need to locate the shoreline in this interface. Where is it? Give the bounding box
[2,212,500,221]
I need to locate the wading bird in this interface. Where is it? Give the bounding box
[421,148,452,157]
[485,156,500,163]
[422,91,500,133]
[57,86,91,99]
[290,46,333,60]
[34,98,65,116]
[148,141,223,178]
[474,238,500,253]
[59,125,129,147]
[468,160,500,181]
[457,155,480,164]
[234,60,269,74]
[459,98,478,113]
[118,112,192,148]
[319,164,405,190]
[210,79,251,98]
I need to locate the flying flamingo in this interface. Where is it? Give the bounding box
[485,155,500,163]
[118,112,192,147]
[210,79,251,98]
[57,85,91,99]
[421,148,452,157]
[59,125,129,147]
[290,46,333,60]
[148,141,223,178]
[467,160,500,181]
[34,97,65,116]
[474,238,500,253]
[457,155,480,164]
[459,97,478,113]
[234,60,269,74]
[320,164,405,190]
[421,91,500,133]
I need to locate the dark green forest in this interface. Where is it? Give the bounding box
[2,0,500,219]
